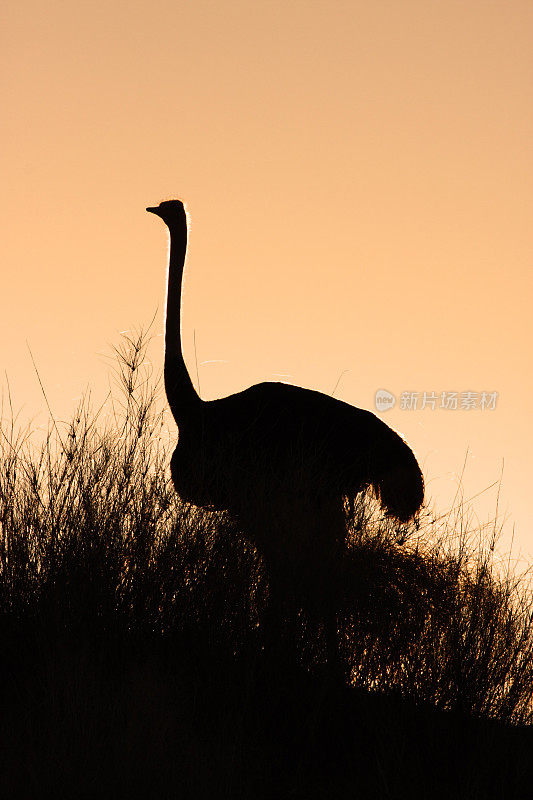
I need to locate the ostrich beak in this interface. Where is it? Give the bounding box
[146,206,160,215]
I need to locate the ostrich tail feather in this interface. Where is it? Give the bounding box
[377,449,424,523]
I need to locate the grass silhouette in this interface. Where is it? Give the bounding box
[1,331,532,798]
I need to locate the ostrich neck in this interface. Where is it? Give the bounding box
[164,220,202,426]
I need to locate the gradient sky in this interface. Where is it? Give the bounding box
[2,1,532,556]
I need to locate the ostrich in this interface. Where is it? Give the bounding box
[147,199,424,672]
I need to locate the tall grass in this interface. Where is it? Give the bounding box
[1,330,532,729]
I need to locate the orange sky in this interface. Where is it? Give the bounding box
[2,1,532,557]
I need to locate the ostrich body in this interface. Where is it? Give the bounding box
[147,199,424,669]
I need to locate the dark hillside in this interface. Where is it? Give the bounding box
[1,335,531,798]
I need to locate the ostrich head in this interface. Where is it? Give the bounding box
[146,200,186,227]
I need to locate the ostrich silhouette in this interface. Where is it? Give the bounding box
[147,199,424,672]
